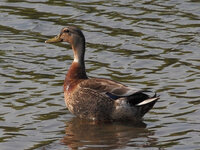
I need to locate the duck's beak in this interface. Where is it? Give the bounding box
[45,34,62,43]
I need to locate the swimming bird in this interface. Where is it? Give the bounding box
[45,26,159,121]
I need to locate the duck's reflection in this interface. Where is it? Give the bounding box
[61,118,157,149]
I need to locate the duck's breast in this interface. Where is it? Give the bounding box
[64,84,114,121]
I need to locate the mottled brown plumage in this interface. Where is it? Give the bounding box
[46,26,159,121]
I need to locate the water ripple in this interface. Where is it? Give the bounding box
[0,0,200,149]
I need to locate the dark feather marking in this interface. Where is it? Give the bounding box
[127,91,157,106]
[106,92,120,100]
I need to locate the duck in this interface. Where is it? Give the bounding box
[45,26,159,121]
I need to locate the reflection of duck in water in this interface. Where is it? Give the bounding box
[61,118,157,150]
[46,26,159,121]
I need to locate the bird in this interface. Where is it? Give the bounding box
[45,26,159,122]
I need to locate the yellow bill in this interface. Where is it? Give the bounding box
[45,34,62,43]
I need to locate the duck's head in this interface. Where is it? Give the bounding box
[46,26,85,45]
[46,26,86,63]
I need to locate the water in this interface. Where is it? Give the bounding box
[0,0,200,149]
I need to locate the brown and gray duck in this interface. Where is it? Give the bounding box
[45,26,159,121]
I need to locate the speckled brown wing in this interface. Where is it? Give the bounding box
[78,78,142,97]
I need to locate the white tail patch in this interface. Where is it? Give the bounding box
[136,97,158,106]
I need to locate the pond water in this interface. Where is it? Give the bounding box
[0,0,200,149]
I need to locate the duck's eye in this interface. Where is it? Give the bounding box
[64,29,70,33]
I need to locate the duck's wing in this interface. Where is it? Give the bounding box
[79,78,143,97]
[79,78,159,106]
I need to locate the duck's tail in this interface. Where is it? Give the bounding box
[111,91,159,121]
[127,91,159,118]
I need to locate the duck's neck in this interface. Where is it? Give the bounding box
[72,41,85,64]
[66,42,87,80]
